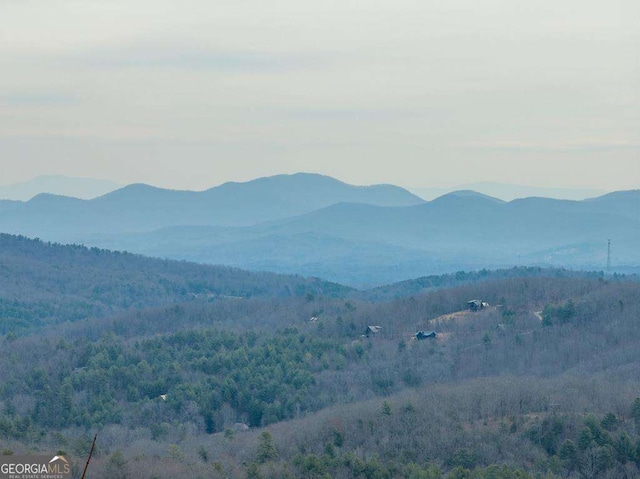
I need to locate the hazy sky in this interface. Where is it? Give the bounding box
[1,0,638,191]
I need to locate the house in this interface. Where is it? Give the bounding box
[365,326,382,337]
[468,300,489,311]
[415,330,437,340]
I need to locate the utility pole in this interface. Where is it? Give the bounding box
[81,434,97,479]
[607,239,611,273]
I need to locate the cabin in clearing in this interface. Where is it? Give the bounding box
[415,330,437,340]
[468,299,489,311]
[364,326,382,337]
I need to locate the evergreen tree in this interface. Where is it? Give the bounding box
[559,439,578,472]
[256,431,278,464]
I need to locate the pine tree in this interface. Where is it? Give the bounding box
[256,431,278,463]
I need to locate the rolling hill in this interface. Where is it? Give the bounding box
[0,233,350,332]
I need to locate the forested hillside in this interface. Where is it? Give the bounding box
[1,247,640,478]
[359,266,612,301]
[0,233,349,333]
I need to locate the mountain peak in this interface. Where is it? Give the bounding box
[27,192,84,204]
[207,172,424,208]
[433,190,505,204]
[94,183,170,200]
[0,175,120,201]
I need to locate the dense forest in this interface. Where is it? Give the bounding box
[1,233,640,478]
[0,234,349,333]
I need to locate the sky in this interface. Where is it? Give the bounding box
[0,0,638,191]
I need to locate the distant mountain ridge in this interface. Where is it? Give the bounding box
[0,175,121,200]
[0,172,637,286]
[410,182,608,201]
[87,188,640,286]
[0,173,424,240]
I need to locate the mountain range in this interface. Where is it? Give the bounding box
[0,173,423,240]
[0,173,638,286]
[410,182,608,201]
[0,175,608,202]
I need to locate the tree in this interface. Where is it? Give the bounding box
[559,439,578,473]
[198,445,209,463]
[256,431,278,463]
[615,432,634,464]
[166,444,183,460]
[601,412,617,431]
[104,450,128,479]
[578,428,595,451]
[246,462,263,479]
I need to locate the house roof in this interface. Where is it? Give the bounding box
[416,330,437,338]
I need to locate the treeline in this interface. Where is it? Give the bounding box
[361,266,627,301]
